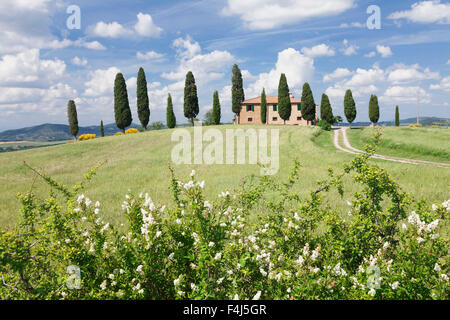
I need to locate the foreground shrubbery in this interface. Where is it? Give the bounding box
[78,134,96,141]
[0,131,448,300]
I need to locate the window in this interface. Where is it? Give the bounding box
[273,104,277,111]
[272,117,277,121]
[248,117,253,122]
[297,104,301,111]
[297,116,302,121]
[246,105,254,112]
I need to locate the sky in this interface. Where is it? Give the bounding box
[0,0,449,131]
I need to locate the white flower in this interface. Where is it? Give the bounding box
[432,204,438,211]
[61,291,67,297]
[260,268,267,277]
[108,274,115,280]
[296,255,304,265]
[119,269,125,274]
[190,263,197,269]
[217,278,224,285]
[233,294,239,300]
[100,223,109,234]
[156,231,162,238]
[77,194,85,204]
[85,198,92,207]
[190,170,196,177]
[81,216,87,221]
[94,208,100,215]
[197,181,205,189]
[368,288,376,297]
[190,283,197,290]
[136,265,144,274]
[95,201,100,208]
[390,282,399,290]
[227,270,233,275]
[65,239,71,244]
[168,252,175,260]
[440,274,449,282]
[434,263,441,272]
[176,219,182,225]
[208,242,215,247]
[117,291,124,298]
[174,277,181,286]
[138,289,144,294]
[177,291,185,296]
[252,291,261,300]
[401,223,407,231]
[417,237,425,243]
[214,252,222,260]
[100,280,107,290]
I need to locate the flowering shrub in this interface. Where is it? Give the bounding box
[409,124,422,128]
[125,128,139,134]
[0,131,448,300]
[114,132,124,136]
[78,134,96,141]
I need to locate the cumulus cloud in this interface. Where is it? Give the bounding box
[430,76,450,92]
[376,45,393,58]
[222,0,355,30]
[134,13,163,37]
[381,86,430,103]
[245,48,315,98]
[341,39,359,56]
[71,56,88,66]
[47,39,106,50]
[364,51,376,58]
[301,44,335,58]
[387,64,439,84]
[388,1,450,24]
[83,67,121,97]
[136,51,165,61]
[323,68,352,82]
[89,21,131,38]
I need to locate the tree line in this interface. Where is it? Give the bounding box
[67,64,402,140]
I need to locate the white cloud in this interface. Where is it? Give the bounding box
[134,13,163,37]
[0,49,65,87]
[389,1,450,24]
[387,64,439,84]
[245,48,315,98]
[447,59,450,65]
[136,51,165,60]
[222,0,355,30]
[83,67,121,97]
[172,36,202,59]
[47,39,106,50]
[339,22,365,28]
[71,56,88,66]
[341,39,359,56]
[382,86,430,103]
[364,51,376,58]
[323,68,352,82]
[89,21,131,38]
[376,45,393,58]
[346,66,385,87]
[301,44,335,58]
[430,76,450,92]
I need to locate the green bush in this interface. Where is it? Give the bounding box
[0,131,448,300]
[316,120,331,131]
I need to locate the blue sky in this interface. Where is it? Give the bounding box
[0,0,449,130]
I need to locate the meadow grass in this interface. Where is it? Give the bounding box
[347,126,450,163]
[0,125,449,227]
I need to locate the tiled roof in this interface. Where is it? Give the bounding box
[242,96,301,104]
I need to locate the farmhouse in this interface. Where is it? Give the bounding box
[235,93,318,125]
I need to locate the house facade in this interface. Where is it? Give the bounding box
[234,93,318,125]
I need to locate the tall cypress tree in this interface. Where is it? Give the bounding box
[114,72,132,132]
[395,105,400,127]
[137,67,150,130]
[278,73,291,124]
[100,120,104,137]
[301,82,316,125]
[67,100,78,141]
[261,88,267,124]
[231,64,245,124]
[184,71,199,126]
[369,94,380,126]
[320,93,334,125]
[344,89,357,128]
[166,93,176,129]
[212,90,221,125]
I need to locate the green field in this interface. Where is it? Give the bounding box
[0,125,449,227]
[0,141,64,153]
[347,126,450,163]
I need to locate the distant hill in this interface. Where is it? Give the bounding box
[343,117,449,127]
[0,123,141,142]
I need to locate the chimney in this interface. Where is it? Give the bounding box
[289,92,294,99]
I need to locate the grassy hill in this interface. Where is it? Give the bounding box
[0,125,448,227]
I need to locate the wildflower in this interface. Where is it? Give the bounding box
[217,278,224,285]
[95,201,100,208]
[81,216,87,221]
[197,181,205,189]
[214,252,222,260]
[440,274,449,282]
[311,247,320,261]
[390,282,399,290]
[252,291,261,300]
[61,291,67,298]
[156,231,162,238]
[432,204,438,211]
[401,223,407,231]
[108,274,115,280]
[136,265,144,274]
[260,268,267,277]
[65,239,71,244]
[100,280,107,290]
[296,255,304,265]
[287,287,291,293]
[227,270,233,275]
[209,242,215,247]
[100,223,109,234]
[233,294,239,300]
[434,263,441,272]
[368,288,376,297]
[85,198,92,207]
[177,291,185,297]
[312,267,320,274]
[190,170,196,177]
[119,269,125,274]
[117,291,124,298]
[417,237,425,244]
[176,219,182,225]
[94,208,100,215]
[138,289,144,294]
[191,283,198,290]
[190,263,197,269]
[174,277,180,287]
[77,194,85,204]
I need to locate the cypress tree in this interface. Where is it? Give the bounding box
[344,89,356,128]
[301,82,316,125]
[231,64,245,124]
[183,71,199,126]
[166,93,176,129]
[261,88,267,124]
[212,90,221,125]
[137,67,150,130]
[395,105,400,127]
[67,100,78,141]
[100,120,104,137]
[114,72,132,132]
[320,93,334,125]
[278,73,291,124]
[369,94,380,126]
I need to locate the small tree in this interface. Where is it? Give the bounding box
[320,93,334,125]
[334,115,343,126]
[231,64,245,124]
[100,120,104,137]
[114,72,132,132]
[344,89,356,128]
[166,93,176,129]
[67,100,78,141]
[151,121,164,130]
[395,105,400,127]
[278,74,291,124]
[261,88,267,124]
[212,90,221,125]
[301,82,316,125]
[137,67,150,130]
[369,94,380,127]
[184,71,199,126]
[204,109,214,126]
